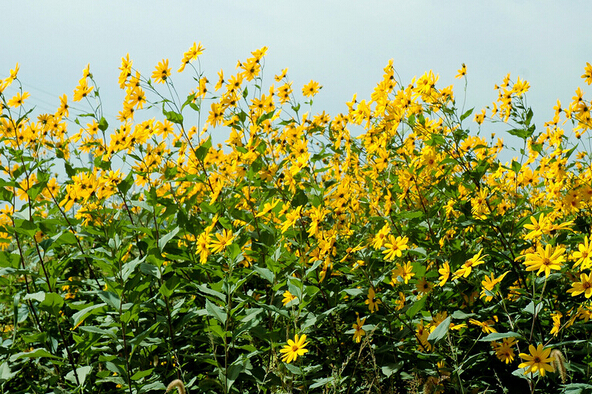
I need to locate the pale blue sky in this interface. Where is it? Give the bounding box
[2,1,591,151]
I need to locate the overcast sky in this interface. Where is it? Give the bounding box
[2,1,591,152]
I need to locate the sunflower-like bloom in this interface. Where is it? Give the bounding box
[280,334,309,363]
[518,344,555,376]
[453,249,486,279]
[521,244,565,278]
[152,59,171,84]
[567,272,592,298]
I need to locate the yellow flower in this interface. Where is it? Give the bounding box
[73,78,94,102]
[152,59,171,84]
[455,63,467,79]
[302,80,321,98]
[572,235,592,270]
[364,287,382,313]
[178,42,205,72]
[469,318,497,334]
[371,223,391,250]
[209,229,234,254]
[390,262,415,285]
[352,315,366,343]
[119,54,132,88]
[438,261,450,287]
[382,235,409,261]
[492,337,516,364]
[279,334,309,363]
[480,271,509,302]
[550,311,562,336]
[453,249,486,279]
[567,272,592,298]
[416,277,433,295]
[521,243,565,278]
[282,290,297,306]
[7,91,30,108]
[518,344,555,377]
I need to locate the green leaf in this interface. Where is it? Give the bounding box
[66,366,92,386]
[117,171,134,195]
[131,368,153,381]
[195,137,212,161]
[460,107,474,122]
[310,377,335,389]
[196,283,226,302]
[206,299,227,325]
[284,363,302,374]
[427,316,450,343]
[158,226,179,251]
[71,303,107,328]
[140,262,160,279]
[98,291,121,310]
[39,293,64,315]
[162,104,184,125]
[253,265,274,283]
[23,291,46,303]
[160,275,181,298]
[479,331,521,342]
[523,301,542,315]
[98,117,109,131]
[406,296,427,318]
[511,160,521,174]
[0,361,17,382]
[451,310,475,319]
[15,348,61,360]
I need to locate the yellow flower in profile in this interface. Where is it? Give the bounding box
[438,261,450,287]
[469,318,497,334]
[550,311,562,336]
[518,344,555,377]
[521,243,565,278]
[480,271,509,302]
[582,62,592,85]
[279,334,309,363]
[572,235,592,270]
[352,314,366,343]
[455,63,467,79]
[178,42,205,72]
[302,80,321,98]
[152,59,171,84]
[567,272,592,298]
[453,249,486,279]
[282,290,297,306]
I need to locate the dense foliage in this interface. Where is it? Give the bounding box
[1,45,592,393]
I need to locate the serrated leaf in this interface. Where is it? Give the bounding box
[253,265,274,283]
[206,299,227,325]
